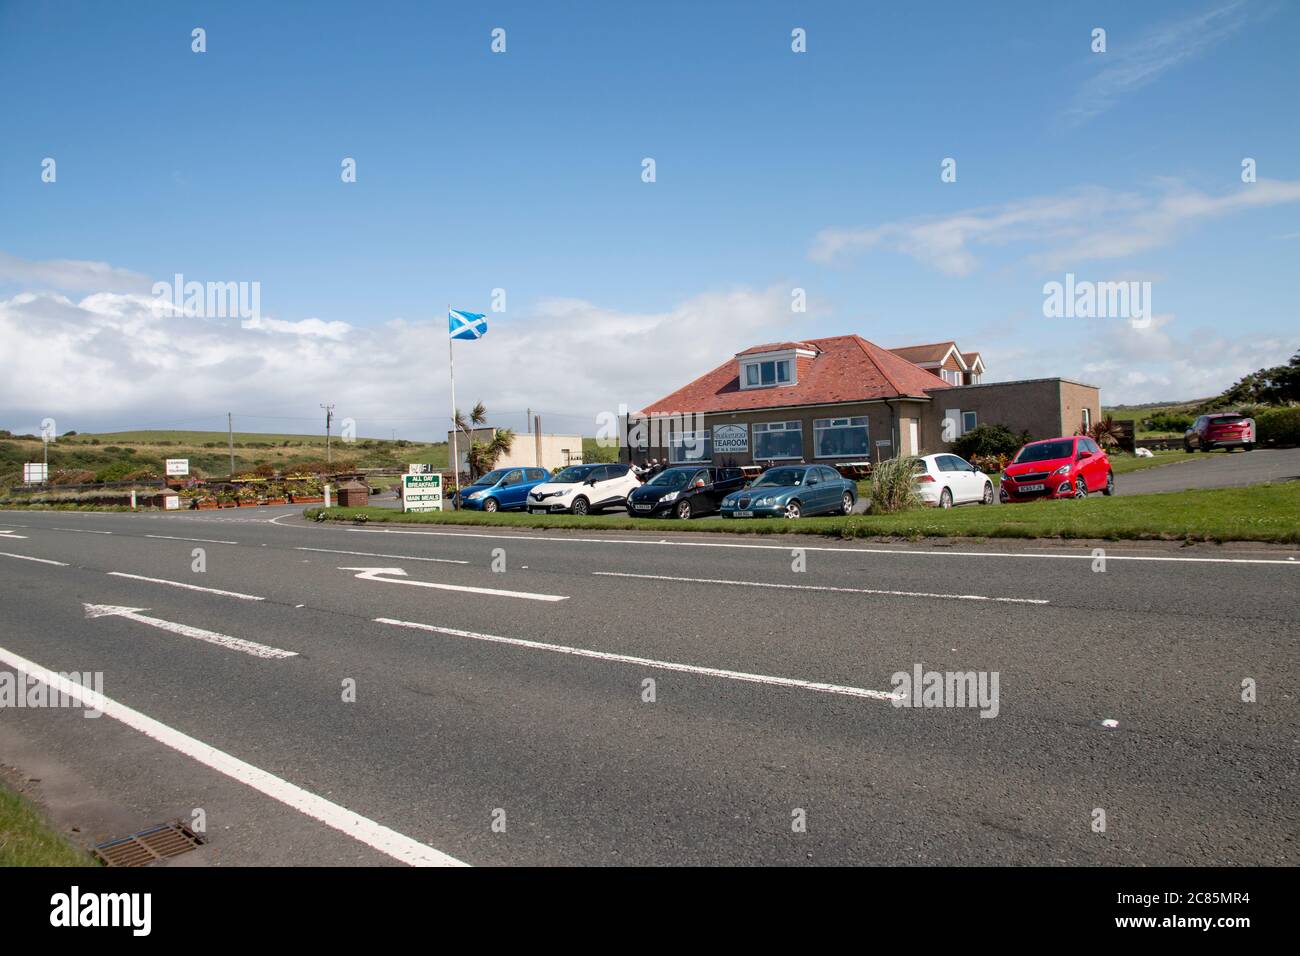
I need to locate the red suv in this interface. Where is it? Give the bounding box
[1184,413,1255,453]
[1000,436,1114,502]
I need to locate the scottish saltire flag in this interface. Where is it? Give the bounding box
[449,309,488,340]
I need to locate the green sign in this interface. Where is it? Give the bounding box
[401,473,443,513]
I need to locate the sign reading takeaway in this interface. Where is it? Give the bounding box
[401,473,443,513]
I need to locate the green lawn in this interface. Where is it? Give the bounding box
[0,781,97,866]
[306,481,1300,544]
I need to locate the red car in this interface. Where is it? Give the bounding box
[1000,436,1114,503]
[1184,413,1255,452]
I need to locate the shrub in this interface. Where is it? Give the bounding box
[952,424,1030,460]
[869,456,923,514]
[1144,411,1193,433]
[1257,406,1300,446]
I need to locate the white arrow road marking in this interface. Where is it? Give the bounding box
[593,571,1050,605]
[83,604,296,659]
[0,530,27,538]
[375,617,901,702]
[0,644,465,867]
[0,551,66,565]
[106,572,265,601]
[340,567,568,602]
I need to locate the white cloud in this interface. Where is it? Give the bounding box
[0,253,153,294]
[810,179,1300,274]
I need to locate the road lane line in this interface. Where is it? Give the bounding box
[375,617,900,701]
[297,546,469,565]
[52,527,113,534]
[340,567,568,602]
[593,571,1049,605]
[144,534,238,545]
[0,644,466,867]
[106,572,265,601]
[83,604,296,659]
[0,551,67,566]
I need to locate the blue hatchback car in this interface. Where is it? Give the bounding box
[457,467,551,512]
[720,464,857,519]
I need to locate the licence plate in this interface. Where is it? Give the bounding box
[529,508,547,515]
[634,504,652,510]
[735,510,753,517]
[1019,483,1045,493]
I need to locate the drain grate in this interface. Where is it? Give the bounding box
[93,821,207,867]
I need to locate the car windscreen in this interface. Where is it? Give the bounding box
[1210,415,1247,424]
[1013,440,1074,463]
[753,467,805,487]
[472,469,509,486]
[551,465,598,483]
[647,469,694,489]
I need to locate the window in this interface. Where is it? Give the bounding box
[742,359,792,389]
[669,430,711,463]
[941,368,962,385]
[753,421,803,460]
[961,410,978,434]
[1082,407,1092,432]
[813,416,869,458]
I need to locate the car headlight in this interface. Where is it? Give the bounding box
[661,491,679,502]
[1053,465,1071,476]
[756,496,774,506]
[468,490,487,499]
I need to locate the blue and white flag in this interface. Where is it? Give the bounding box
[449,309,488,341]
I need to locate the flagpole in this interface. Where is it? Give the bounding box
[448,304,459,507]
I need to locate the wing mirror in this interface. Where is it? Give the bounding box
[1077,450,1092,461]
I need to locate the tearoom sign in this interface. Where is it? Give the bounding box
[712,423,749,455]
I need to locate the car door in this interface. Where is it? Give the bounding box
[496,469,524,507]
[1085,439,1107,490]
[943,456,973,502]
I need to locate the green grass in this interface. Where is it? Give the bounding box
[305,481,1300,544]
[0,781,97,866]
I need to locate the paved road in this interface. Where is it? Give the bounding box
[1117,447,1300,496]
[0,506,1296,866]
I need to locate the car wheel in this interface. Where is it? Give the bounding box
[981,482,994,505]
[840,491,854,515]
[1103,471,1115,496]
[483,498,498,513]
[674,500,693,519]
[783,500,802,519]
[571,496,589,516]
[939,488,953,509]
[1244,443,1254,452]
[1184,440,1194,453]
[1202,443,1214,453]
[1075,478,1088,499]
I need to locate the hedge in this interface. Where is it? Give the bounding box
[1257,406,1300,446]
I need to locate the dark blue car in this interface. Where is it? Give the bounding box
[458,467,550,512]
[719,464,857,519]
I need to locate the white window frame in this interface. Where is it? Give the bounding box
[752,420,804,461]
[941,368,962,385]
[961,410,978,435]
[1081,407,1092,432]
[813,416,870,459]
[741,358,792,389]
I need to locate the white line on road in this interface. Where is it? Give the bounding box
[144,534,239,545]
[297,547,468,565]
[593,571,1049,604]
[375,617,900,701]
[106,572,265,601]
[340,567,568,602]
[345,527,1300,565]
[0,551,67,566]
[83,603,296,659]
[0,531,28,539]
[52,527,113,534]
[0,644,465,866]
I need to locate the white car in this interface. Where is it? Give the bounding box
[914,453,995,508]
[526,463,641,516]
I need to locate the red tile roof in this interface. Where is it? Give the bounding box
[735,341,817,356]
[889,341,960,365]
[640,335,952,415]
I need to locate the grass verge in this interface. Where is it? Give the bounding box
[304,481,1300,544]
[0,780,97,866]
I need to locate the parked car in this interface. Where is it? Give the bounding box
[1000,436,1113,502]
[626,465,746,519]
[720,464,856,519]
[526,463,641,515]
[457,467,551,512]
[1185,413,1255,452]
[914,454,995,508]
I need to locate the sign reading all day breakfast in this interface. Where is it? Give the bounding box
[712,423,749,455]
[401,473,443,513]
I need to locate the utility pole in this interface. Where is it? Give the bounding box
[228,412,235,477]
[526,407,531,435]
[320,403,335,464]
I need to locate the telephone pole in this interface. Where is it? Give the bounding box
[228,412,235,477]
[320,403,335,464]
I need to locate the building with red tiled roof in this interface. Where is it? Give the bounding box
[627,334,1099,467]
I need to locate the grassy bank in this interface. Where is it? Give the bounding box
[305,481,1300,544]
[0,781,96,866]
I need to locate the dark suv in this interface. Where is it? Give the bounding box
[626,465,746,519]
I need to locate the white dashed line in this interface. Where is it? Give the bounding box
[296,547,468,565]
[106,572,265,601]
[0,551,67,566]
[593,571,1050,604]
[145,534,238,545]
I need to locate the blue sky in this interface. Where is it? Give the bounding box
[1,0,1297,439]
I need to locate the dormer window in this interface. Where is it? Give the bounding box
[738,346,813,390]
[744,358,791,388]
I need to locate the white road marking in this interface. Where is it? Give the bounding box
[298,546,468,565]
[344,526,1300,566]
[340,566,567,602]
[51,527,112,534]
[0,644,466,867]
[0,531,28,539]
[144,534,239,545]
[83,603,296,659]
[376,617,901,701]
[0,551,67,565]
[106,572,265,602]
[594,571,1049,605]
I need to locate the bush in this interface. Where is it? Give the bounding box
[952,424,1030,460]
[1257,406,1300,446]
[1144,411,1193,433]
[869,456,923,514]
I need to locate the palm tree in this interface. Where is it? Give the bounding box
[1082,414,1125,449]
[453,402,514,478]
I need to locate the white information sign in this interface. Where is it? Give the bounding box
[712,423,749,455]
[23,463,47,483]
[401,473,443,513]
[166,458,190,476]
